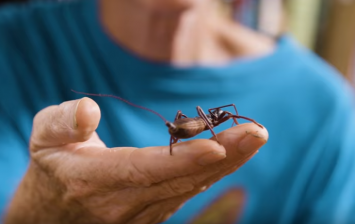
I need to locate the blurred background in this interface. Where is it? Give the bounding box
[1,0,354,86]
[230,0,355,86]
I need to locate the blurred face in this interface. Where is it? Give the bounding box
[137,0,205,12]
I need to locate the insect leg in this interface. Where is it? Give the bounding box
[213,113,235,127]
[169,110,187,155]
[170,135,179,155]
[196,106,220,142]
[174,110,188,120]
[208,104,239,116]
[208,104,239,126]
[227,111,238,127]
[231,115,263,128]
[214,111,238,127]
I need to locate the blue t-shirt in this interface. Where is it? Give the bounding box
[1,1,355,223]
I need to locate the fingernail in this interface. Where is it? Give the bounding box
[238,131,266,154]
[198,151,226,166]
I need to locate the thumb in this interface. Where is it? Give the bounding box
[30,97,101,151]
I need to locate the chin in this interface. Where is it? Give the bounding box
[140,0,203,12]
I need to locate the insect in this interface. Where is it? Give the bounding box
[72,90,263,155]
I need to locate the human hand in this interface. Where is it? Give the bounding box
[4,98,268,224]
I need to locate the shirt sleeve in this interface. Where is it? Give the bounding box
[306,85,355,224]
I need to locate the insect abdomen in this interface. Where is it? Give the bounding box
[169,117,207,139]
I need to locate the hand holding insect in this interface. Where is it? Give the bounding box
[4,98,268,224]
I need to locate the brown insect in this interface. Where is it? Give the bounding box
[72,90,263,155]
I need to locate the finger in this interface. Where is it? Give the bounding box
[136,149,257,205]
[133,123,267,184]
[62,123,266,190]
[183,123,267,189]
[125,139,227,185]
[104,123,265,207]
[133,123,266,203]
[204,123,267,173]
[30,97,101,151]
[66,140,226,188]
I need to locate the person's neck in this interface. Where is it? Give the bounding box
[100,1,275,66]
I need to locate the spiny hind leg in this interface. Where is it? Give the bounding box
[196,106,220,143]
[233,115,263,128]
[169,111,187,155]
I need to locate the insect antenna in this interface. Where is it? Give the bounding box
[71,90,170,124]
